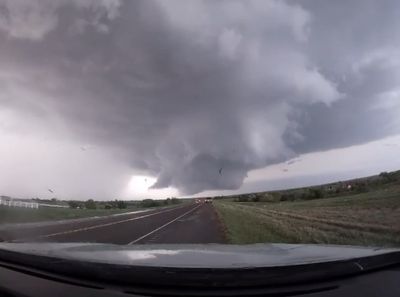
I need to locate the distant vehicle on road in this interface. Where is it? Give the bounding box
[205,198,212,203]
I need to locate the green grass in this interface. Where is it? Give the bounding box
[0,206,141,225]
[214,185,400,247]
[215,202,297,244]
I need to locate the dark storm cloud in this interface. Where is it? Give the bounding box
[287,0,400,153]
[0,0,399,195]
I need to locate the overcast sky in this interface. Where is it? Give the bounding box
[0,0,399,200]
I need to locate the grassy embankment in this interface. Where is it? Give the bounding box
[214,184,400,247]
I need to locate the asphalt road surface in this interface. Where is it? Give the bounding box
[0,203,226,244]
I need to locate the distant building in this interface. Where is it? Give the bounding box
[0,196,39,209]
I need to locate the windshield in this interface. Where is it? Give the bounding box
[0,0,400,256]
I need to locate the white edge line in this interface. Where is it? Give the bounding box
[128,204,203,245]
[16,205,191,241]
[1,209,153,232]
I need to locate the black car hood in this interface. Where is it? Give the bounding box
[0,242,398,268]
[0,243,400,295]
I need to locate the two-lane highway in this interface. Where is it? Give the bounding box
[0,203,226,244]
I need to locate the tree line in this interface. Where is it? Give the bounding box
[67,198,182,209]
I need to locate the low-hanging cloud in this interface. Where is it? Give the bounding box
[0,0,399,197]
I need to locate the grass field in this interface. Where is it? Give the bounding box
[214,184,400,247]
[0,206,141,225]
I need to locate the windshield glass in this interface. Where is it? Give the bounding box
[0,0,399,253]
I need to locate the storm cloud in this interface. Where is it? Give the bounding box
[0,0,399,197]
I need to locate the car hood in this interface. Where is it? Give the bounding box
[0,242,398,268]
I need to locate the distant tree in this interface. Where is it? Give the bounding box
[301,192,309,200]
[280,193,296,201]
[311,189,325,199]
[84,199,97,209]
[379,172,389,178]
[272,192,282,201]
[104,204,112,209]
[379,171,397,183]
[141,199,161,208]
[109,200,117,208]
[354,183,369,193]
[280,194,289,201]
[301,189,325,200]
[117,200,127,209]
[68,201,80,209]
[237,195,249,202]
[257,193,277,202]
[171,198,180,204]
